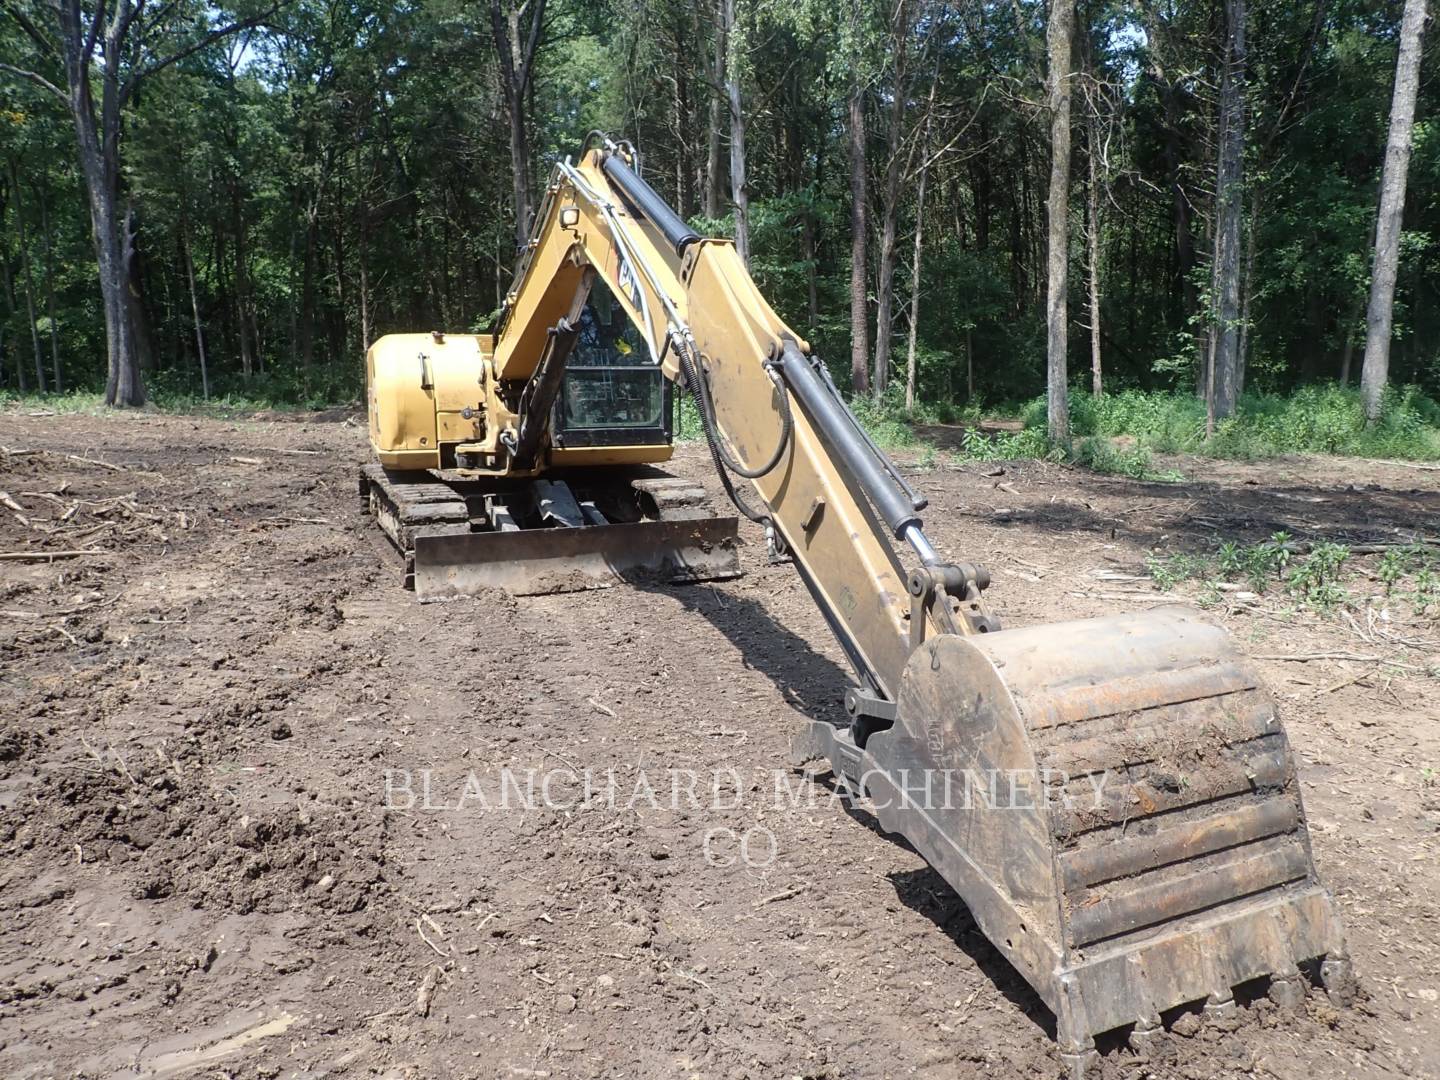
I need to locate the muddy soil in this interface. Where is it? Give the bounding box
[1,408,1437,1080]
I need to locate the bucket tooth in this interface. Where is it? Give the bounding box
[1058,1043,1098,1080]
[1128,1012,1164,1057]
[1321,952,1356,1006]
[1269,967,1309,1010]
[835,606,1348,1051]
[1203,990,1241,1031]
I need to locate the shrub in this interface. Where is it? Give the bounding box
[1015,383,1440,461]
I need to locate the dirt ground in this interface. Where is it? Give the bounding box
[1,407,1437,1080]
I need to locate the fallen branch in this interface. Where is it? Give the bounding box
[66,453,130,472]
[109,743,138,787]
[1253,651,1424,672]
[1320,669,1374,695]
[415,965,445,1016]
[415,915,451,958]
[0,549,107,561]
[1357,458,1440,472]
[48,624,82,646]
[756,885,808,907]
[1252,652,1383,662]
[0,447,135,472]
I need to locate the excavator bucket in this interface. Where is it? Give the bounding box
[799,606,1349,1072]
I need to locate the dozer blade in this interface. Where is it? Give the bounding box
[411,516,740,599]
[798,606,1350,1069]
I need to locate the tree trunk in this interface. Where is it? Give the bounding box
[1361,0,1428,423]
[1045,0,1075,443]
[35,182,62,393]
[1086,113,1103,397]
[672,22,694,219]
[490,0,548,251]
[495,230,505,311]
[705,0,726,220]
[505,92,530,249]
[300,200,318,370]
[905,80,936,413]
[966,326,974,402]
[230,179,256,377]
[1161,82,1198,391]
[971,126,991,250]
[123,202,156,377]
[0,196,21,391]
[57,0,145,406]
[1339,288,1365,384]
[359,164,372,353]
[1237,187,1258,397]
[287,184,301,362]
[181,212,209,400]
[802,202,819,332]
[872,0,912,402]
[723,0,749,267]
[848,86,870,397]
[904,160,929,413]
[8,161,45,393]
[1211,0,1247,422]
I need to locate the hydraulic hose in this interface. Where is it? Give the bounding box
[675,336,792,526]
[683,341,793,480]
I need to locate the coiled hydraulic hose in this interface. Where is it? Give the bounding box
[674,335,793,526]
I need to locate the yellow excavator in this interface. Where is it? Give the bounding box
[362,135,1351,1074]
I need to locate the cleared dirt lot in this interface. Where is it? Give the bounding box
[1,407,1437,1079]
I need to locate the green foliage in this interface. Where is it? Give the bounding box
[953,426,1055,462]
[1024,385,1440,461]
[1282,541,1351,609]
[1143,533,1440,615]
[1071,436,1184,481]
[847,393,919,449]
[1377,545,1440,613]
[1146,552,1209,591]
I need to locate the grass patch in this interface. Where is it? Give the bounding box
[1071,436,1185,481]
[1,387,348,417]
[1029,383,1440,461]
[953,425,1055,462]
[946,426,1183,481]
[2,362,364,416]
[1146,534,1440,614]
[847,394,920,450]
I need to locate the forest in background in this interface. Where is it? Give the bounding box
[2,0,1439,443]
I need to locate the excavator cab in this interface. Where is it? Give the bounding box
[551,281,674,451]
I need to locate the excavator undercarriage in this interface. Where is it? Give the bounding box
[360,135,1352,1072]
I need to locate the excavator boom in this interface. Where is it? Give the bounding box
[365,137,1351,1073]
